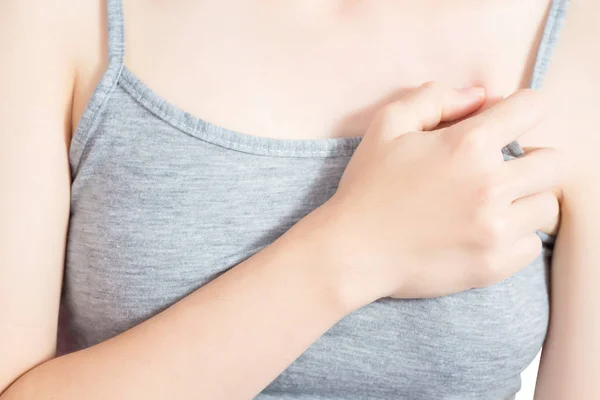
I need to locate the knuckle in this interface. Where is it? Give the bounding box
[375,103,401,127]
[542,192,560,214]
[474,177,502,207]
[531,193,560,233]
[471,253,501,287]
[414,82,446,108]
[473,214,505,249]
[449,128,486,157]
[417,82,445,106]
[461,129,487,152]
[420,81,443,93]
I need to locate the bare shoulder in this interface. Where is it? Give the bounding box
[0,0,81,29]
[0,0,113,137]
[0,0,90,63]
[0,0,104,136]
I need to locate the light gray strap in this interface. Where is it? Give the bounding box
[107,0,126,65]
[530,0,571,89]
[70,0,127,174]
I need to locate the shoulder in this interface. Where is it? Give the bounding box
[0,0,91,131]
[0,0,92,58]
[0,0,107,135]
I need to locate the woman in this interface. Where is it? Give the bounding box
[1,0,598,398]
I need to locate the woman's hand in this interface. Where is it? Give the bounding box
[313,82,563,307]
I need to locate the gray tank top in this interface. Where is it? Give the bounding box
[59,1,570,398]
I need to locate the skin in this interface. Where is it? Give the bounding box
[0,0,597,398]
[528,1,600,398]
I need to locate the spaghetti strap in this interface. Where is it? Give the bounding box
[531,0,570,90]
[70,0,127,173]
[107,0,126,64]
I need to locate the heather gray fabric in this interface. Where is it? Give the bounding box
[58,0,570,398]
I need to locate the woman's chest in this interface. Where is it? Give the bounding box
[75,0,553,142]
[64,125,550,396]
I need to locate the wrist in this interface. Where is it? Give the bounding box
[281,202,381,314]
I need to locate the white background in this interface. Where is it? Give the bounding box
[517,351,541,400]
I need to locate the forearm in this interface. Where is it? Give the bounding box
[2,212,352,400]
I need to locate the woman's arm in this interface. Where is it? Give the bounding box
[1,6,348,391]
[0,0,75,392]
[0,3,348,398]
[534,0,600,397]
[4,218,351,400]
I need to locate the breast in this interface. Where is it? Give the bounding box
[263,256,549,399]
[61,87,549,398]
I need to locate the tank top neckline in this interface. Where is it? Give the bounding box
[71,0,570,162]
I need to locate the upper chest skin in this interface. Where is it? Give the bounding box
[73,0,558,146]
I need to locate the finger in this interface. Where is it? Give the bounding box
[502,233,544,279]
[499,147,565,201]
[374,82,486,140]
[451,89,546,151]
[508,191,560,237]
[520,146,565,202]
